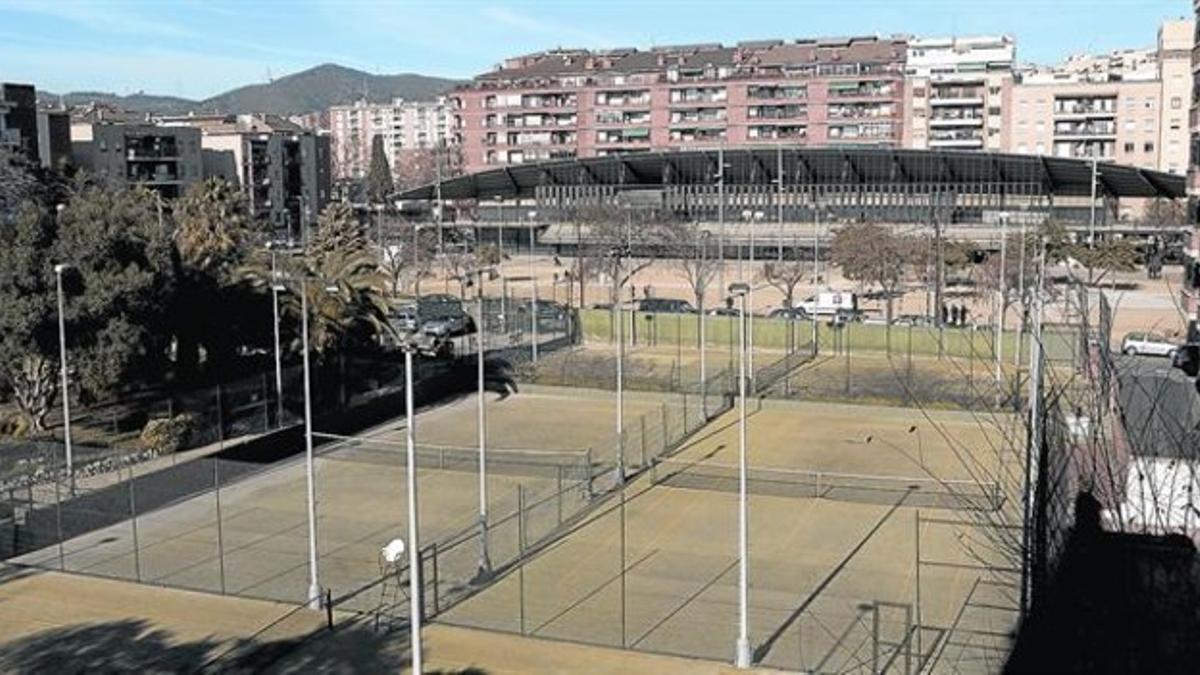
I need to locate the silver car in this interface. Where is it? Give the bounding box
[1121,331,1177,358]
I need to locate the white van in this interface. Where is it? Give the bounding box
[797,291,858,317]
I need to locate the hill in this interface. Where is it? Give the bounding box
[38,64,463,116]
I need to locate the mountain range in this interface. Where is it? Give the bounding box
[38,64,464,116]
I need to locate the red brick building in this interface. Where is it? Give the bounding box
[450,37,908,174]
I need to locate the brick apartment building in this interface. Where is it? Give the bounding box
[449,37,909,174]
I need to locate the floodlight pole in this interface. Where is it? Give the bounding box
[404,340,423,672]
[475,269,493,581]
[718,144,726,295]
[54,263,74,495]
[996,216,1007,390]
[300,278,321,609]
[270,249,284,425]
[731,282,752,669]
[529,211,539,364]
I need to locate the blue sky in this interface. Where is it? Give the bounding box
[0,0,1189,99]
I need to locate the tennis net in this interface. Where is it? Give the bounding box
[313,432,594,482]
[650,459,1002,511]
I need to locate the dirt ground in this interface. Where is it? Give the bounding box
[443,255,1188,344]
[15,385,670,613]
[0,566,774,674]
[441,398,1019,673]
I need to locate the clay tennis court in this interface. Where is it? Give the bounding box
[441,397,1020,673]
[13,385,672,614]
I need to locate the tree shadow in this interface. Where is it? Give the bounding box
[0,616,487,675]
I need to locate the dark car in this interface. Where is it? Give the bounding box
[768,307,807,320]
[637,298,696,314]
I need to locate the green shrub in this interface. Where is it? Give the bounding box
[139,414,194,455]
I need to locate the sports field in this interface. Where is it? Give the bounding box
[14,385,672,615]
[440,398,1020,673]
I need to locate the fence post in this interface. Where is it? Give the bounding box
[556,465,564,527]
[682,390,689,432]
[215,382,224,443]
[262,372,271,431]
[660,403,669,453]
[54,476,65,571]
[517,484,526,635]
[431,542,440,616]
[585,448,594,498]
[640,415,648,467]
[128,459,142,582]
[214,459,227,594]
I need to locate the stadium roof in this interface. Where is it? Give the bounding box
[398,147,1186,201]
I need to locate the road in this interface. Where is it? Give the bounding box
[1116,354,1200,458]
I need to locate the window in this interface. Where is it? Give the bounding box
[1172,96,1183,109]
[1144,142,1155,153]
[1124,142,1135,153]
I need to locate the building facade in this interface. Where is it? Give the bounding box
[1,83,38,160]
[157,113,332,238]
[73,123,203,199]
[903,36,1015,152]
[328,98,453,181]
[1007,19,1192,175]
[450,37,909,174]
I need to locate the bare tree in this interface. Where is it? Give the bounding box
[572,202,673,307]
[381,220,439,296]
[829,223,913,325]
[761,257,810,313]
[663,220,720,314]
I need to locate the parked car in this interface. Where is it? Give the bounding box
[709,306,741,317]
[767,307,806,320]
[1121,331,1178,358]
[892,314,933,327]
[637,298,696,314]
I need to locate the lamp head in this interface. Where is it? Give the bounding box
[728,282,750,297]
[54,263,72,275]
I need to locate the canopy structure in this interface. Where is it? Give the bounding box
[398,147,1186,202]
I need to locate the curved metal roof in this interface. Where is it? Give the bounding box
[399,147,1185,201]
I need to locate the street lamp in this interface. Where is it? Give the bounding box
[266,243,287,426]
[468,266,497,582]
[528,210,539,364]
[728,281,752,669]
[699,230,712,411]
[400,321,424,672]
[610,243,632,485]
[54,263,74,494]
[273,273,340,609]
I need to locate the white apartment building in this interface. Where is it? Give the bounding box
[329,98,454,181]
[904,35,1016,152]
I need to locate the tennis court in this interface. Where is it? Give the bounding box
[13,385,672,615]
[440,398,1021,673]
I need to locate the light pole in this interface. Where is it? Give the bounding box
[728,281,752,669]
[995,216,1008,390]
[611,242,630,485]
[700,230,711,406]
[472,267,494,582]
[267,245,285,426]
[528,210,539,363]
[718,145,727,295]
[54,263,74,495]
[299,277,321,609]
[272,271,339,609]
[402,318,424,672]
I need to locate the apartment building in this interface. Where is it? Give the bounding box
[73,123,203,199]
[903,36,1015,152]
[0,82,70,169]
[450,37,908,173]
[329,98,453,181]
[156,113,332,236]
[1009,19,1193,174]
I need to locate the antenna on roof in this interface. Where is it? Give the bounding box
[266,66,274,83]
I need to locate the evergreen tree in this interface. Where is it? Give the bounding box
[365,135,394,206]
[310,202,368,255]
